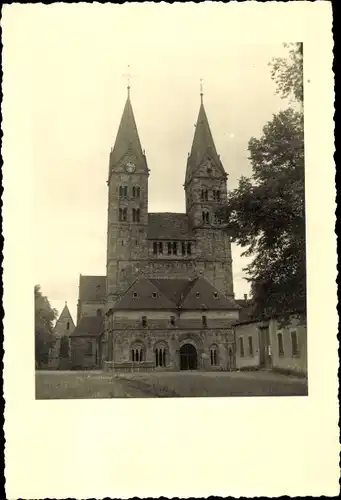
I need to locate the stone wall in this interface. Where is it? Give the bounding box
[70,337,100,369]
[270,317,307,376]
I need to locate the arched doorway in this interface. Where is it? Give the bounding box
[180,344,198,370]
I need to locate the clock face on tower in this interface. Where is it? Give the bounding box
[125,162,136,173]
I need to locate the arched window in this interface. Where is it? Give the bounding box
[187,242,192,255]
[200,189,204,201]
[123,186,128,197]
[168,242,172,255]
[210,345,218,366]
[159,242,163,254]
[173,242,177,255]
[132,186,136,198]
[153,242,158,254]
[204,189,208,201]
[136,187,140,198]
[136,209,140,223]
[204,212,209,224]
[202,211,206,224]
[66,321,70,331]
[132,208,136,222]
[131,344,145,363]
[119,186,123,197]
[155,346,167,368]
[121,208,127,221]
[182,242,186,255]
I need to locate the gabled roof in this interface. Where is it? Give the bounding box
[179,277,240,311]
[53,303,75,336]
[148,213,193,240]
[79,275,106,302]
[185,98,226,185]
[70,316,104,337]
[113,276,240,311]
[109,94,147,171]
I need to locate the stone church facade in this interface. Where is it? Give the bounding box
[70,86,241,371]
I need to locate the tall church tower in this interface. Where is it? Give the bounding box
[106,86,149,305]
[185,90,234,297]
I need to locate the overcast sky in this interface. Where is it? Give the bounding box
[8,4,291,322]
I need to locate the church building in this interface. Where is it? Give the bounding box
[70,83,241,371]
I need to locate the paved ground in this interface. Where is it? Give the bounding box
[36,370,308,399]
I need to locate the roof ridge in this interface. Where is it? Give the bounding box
[177,277,199,307]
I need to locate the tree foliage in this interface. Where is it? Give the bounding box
[269,42,303,103]
[35,285,58,368]
[218,108,305,319]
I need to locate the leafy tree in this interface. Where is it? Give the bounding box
[35,285,58,368]
[269,42,303,104]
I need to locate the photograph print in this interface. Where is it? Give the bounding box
[34,11,307,399]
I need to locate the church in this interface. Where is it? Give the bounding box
[69,83,242,371]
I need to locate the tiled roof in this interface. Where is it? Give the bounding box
[113,276,240,311]
[79,275,106,302]
[70,316,104,337]
[148,213,193,240]
[235,299,257,322]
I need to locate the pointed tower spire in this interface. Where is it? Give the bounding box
[109,67,146,171]
[185,86,225,185]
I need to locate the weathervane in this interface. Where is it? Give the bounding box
[122,64,135,97]
[200,77,204,103]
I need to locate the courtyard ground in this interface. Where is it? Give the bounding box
[36,369,308,399]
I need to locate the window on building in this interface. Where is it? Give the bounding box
[152,292,157,299]
[204,189,208,201]
[200,189,204,201]
[96,309,102,317]
[187,242,192,255]
[168,242,172,255]
[202,211,205,224]
[205,212,209,224]
[213,292,218,299]
[132,346,144,363]
[122,208,127,221]
[210,346,218,366]
[153,242,158,254]
[119,208,123,221]
[66,321,70,331]
[159,242,163,254]
[216,190,221,201]
[136,209,140,223]
[155,347,166,368]
[291,331,299,357]
[173,242,177,255]
[248,336,253,357]
[142,316,147,328]
[132,208,136,222]
[239,337,245,357]
[136,187,140,198]
[132,186,136,198]
[196,292,200,298]
[202,315,207,328]
[170,315,175,327]
[181,242,185,255]
[119,186,123,197]
[133,291,138,298]
[123,186,128,197]
[277,333,284,357]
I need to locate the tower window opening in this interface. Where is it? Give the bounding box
[123,208,127,221]
[132,186,136,198]
[196,292,200,298]
[204,189,208,201]
[119,186,123,197]
[182,242,186,255]
[200,189,204,201]
[159,242,163,254]
[153,242,158,254]
[132,208,136,222]
[172,241,177,255]
[152,292,157,298]
[187,242,192,255]
[168,242,172,255]
[213,292,218,298]
[123,186,128,197]
[136,187,140,198]
[136,208,140,223]
[133,291,138,298]
[66,322,70,331]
